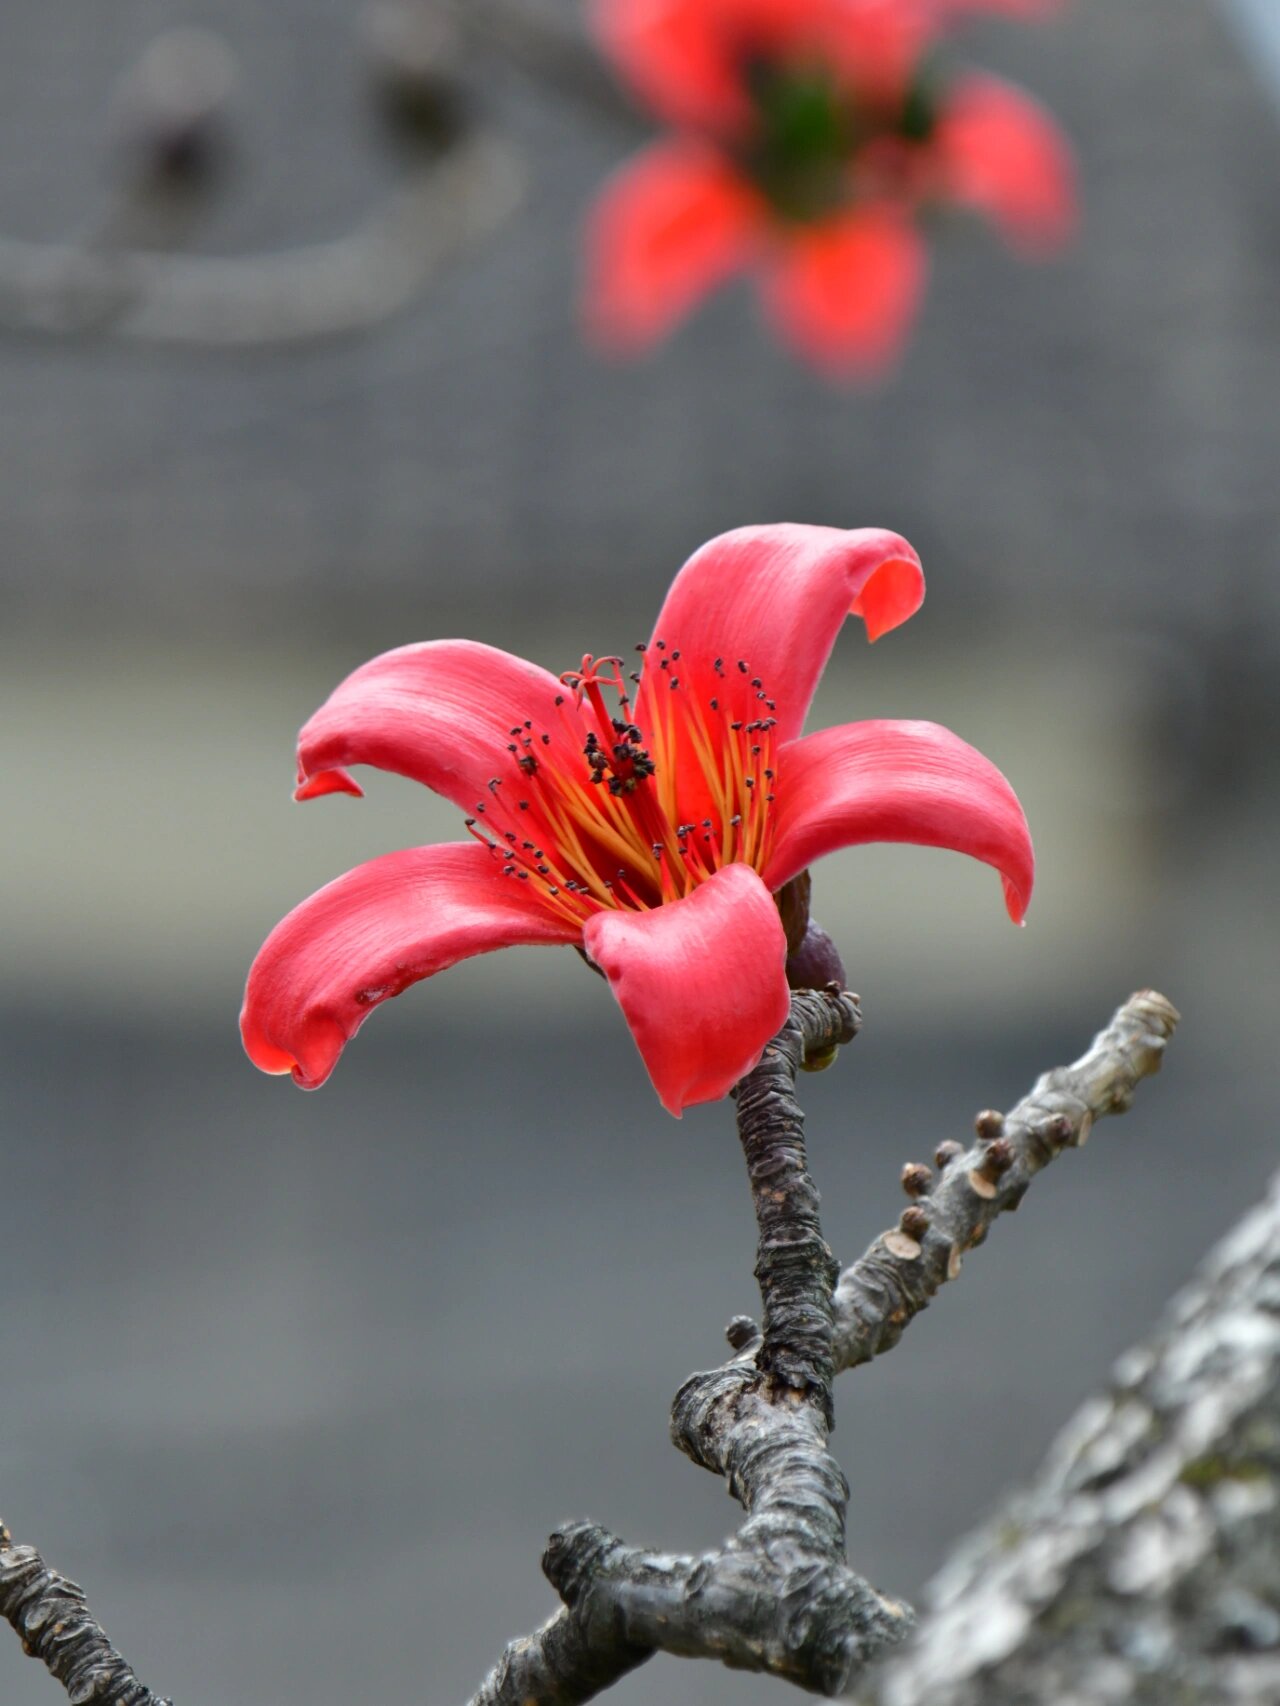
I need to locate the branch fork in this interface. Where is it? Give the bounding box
[1,989,1180,1704]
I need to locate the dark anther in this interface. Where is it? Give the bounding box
[635,642,647,652]
[710,697,719,710]
[901,1162,933,1199]
[554,693,564,706]
[737,660,748,672]
[900,1205,930,1242]
[464,816,476,827]
[518,801,529,811]
[541,732,551,745]
[974,1108,1005,1139]
[751,677,762,688]
[935,1139,964,1169]
[655,639,666,650]
[516,871,529,880]
[660,656,670,669]
[517,754,538,776]
[725,1315,759,1351]
[670,650,680,661]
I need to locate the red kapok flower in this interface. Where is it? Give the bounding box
[584,0,1076,377]
[242,525,1033,1116]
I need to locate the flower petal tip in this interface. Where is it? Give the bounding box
[294,767,364,803]
[1002,871,1032,925]
[852,551,926,642]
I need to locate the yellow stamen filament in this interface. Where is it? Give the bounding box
[465,652,780,927]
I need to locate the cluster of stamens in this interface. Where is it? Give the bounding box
[462,644,780,928]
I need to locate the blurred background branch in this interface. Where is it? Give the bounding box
[0,7,526,346]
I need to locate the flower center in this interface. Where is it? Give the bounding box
[742,57,943,224]
[462,647,779,928]
[747,61,857,222]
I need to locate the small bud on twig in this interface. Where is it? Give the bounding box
[901,1162,932,1199]
[935,1140,964,1169]
[899,1205,929,1242]
[974,1108,1005,1139]
[1044,1113,1074,1147]
[981,1137,1014,1178]
[725,1315,759,1351]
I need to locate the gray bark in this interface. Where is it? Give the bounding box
[857,1171,1280,1706]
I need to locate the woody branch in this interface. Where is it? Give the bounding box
[465,987,1179,1704]
[0,989,1179,1705]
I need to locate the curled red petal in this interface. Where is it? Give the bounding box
[761,207,929,381]
[241,843,579,1089]
[583,140,762,353]
[295,639,571,816]
[763,719,1034,922]
[582,862,789,1116]
[637,520,923,755]
[934,73,1077,256]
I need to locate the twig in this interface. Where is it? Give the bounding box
[0,133,522,346]
[1,991,1180,1705]
[465,990,1179,1704]
[0,1520,171,1706]
[831,990,1181,1374]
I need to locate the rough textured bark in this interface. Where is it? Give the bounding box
[856,1169,1280,1706]
[0,1522,172,1706]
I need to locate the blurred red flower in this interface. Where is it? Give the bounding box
[242,525,1033,1116]
[584,0,1076,378]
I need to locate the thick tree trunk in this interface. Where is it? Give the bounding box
[857,1171,1280,1706]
